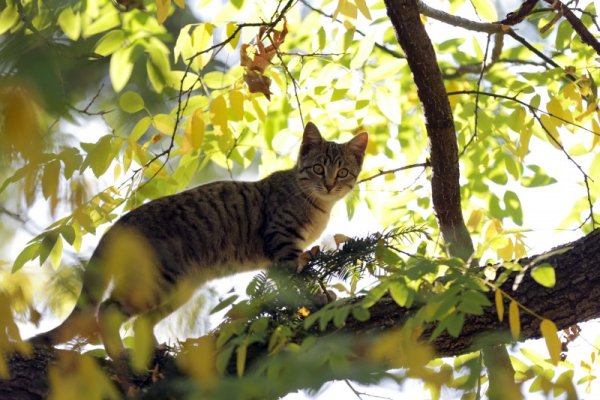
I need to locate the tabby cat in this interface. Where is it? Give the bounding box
[31,122,368,359]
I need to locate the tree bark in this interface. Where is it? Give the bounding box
[2,229,599,399]
[383,0,474,260]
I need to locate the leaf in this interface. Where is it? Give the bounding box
[509,300,520,340]
[156,0,171,24]
[210,294,239,314]
[185,109,205,150]
[389,280,412,307]
[229,90,244,121]
[57,7,81,41]
[119,91,144,113]
[504,191,523,226]
[0,2,19,35]
[173,0,185,8]
[110,46,135,92]
[236,340,247,376]
[226,23,241,49]
[243,70,272,99]
[174,25,192,63]
[130,116,152,142]
[95,30,126,56]
[352,306,370,322]
[355,0,372,19]
[350,31,375,69]
[375,87,401,124]
[540,319,561,365]
[49,236,63,269]
[495,290,504,322]
[471,0,497,22]
[41,160,60,200]
[152,114,175,135]
[446,313,465,337]
[531,262,556,288]
[12,242,41,272]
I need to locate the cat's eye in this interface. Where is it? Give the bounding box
[313,164,325,175]
[337,168,349,178]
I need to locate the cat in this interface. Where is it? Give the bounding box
[30,122,368,360]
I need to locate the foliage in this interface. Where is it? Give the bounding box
[1,0,600,398]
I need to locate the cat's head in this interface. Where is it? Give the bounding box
[296,122,368,202]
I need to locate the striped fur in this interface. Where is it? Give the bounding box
[30,122,368,359]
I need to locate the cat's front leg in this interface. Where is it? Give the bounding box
[263,229,304,272]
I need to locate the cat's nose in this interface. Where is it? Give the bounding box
[324,182,334,192]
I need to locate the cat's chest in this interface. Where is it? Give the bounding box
[299,210,331,248]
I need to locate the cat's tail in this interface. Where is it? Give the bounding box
[29,255,108,347]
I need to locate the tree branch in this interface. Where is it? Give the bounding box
[384,0,474,260]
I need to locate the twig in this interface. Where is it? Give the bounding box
[532,112,597,229]
[298,0,405,59]
[358,162,430,184]
[460,34,492,157]
[447,90,600,137]
[268,32,305,126]
[545,0,600,56]
[343,379,392,400]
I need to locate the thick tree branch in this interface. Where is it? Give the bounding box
[384,0,473,260]
[3,230,599,399]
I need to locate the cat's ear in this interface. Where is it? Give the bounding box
[347,132,368,165]
[300,122,323,156]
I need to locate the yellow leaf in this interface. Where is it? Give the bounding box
[152,113,175,135]
[495,290,504,322]
[229,90,244,121]
[226,22,241,49]
[540,319,561,365]
[466,208,483,230]
[355,0,371,19]
[185,109,205,149]
[210,95,228,130]
[173,0,185,9]
[132,316,154,372]
[156,0,170,24]
[471,0,497,22]
[509,300,520,340]
[334,233,351,248]
[547,97,572,124]
[176,336,218,387]
[297,306,310,318]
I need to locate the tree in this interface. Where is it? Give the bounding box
[1,0,599,398]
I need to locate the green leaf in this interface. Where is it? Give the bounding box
[470,0,497,22]
[352,306,370,322]
[57,7,81,40]
[49,236,63,269]
[504,191,523,226]
[119,91,145,113]
[110,46,135,92]
[389,279,413,307]
[531,263,556,288]
[333,307,350,328]
[130,116,152,142]
[210,294,239,314]
[12,242,41,272]
[521,166,557,187]
[446,313,465,337]
[95,30,126,57]
[0,2,19,35]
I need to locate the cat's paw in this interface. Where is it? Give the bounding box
[297,245,320,273]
